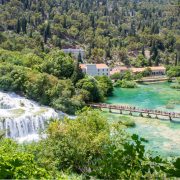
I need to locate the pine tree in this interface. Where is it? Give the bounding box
[78,52,83,63]
[43,22,51,43]
[21,17,27,33]
[90,14,95,29]
[142,46,145,56]
[16,18,21,34]
[106,48,111,58]
[88,47,92,58]
[175,52,179,66]
[71,61,84,84]
[56,38,62,48]
[63,16,67,28]
[148,57,152,66]
[43,30,47,43]
[40,41,44,52]
[155,53,160,66]
[130,20,136,36]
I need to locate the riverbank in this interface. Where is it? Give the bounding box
[135,76,176,84]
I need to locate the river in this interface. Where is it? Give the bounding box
[106,82,180,157]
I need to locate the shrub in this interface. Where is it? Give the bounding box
[114,80,137,88]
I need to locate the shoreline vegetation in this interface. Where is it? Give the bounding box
[114,80,137,88]
[1,109,180,179]
[170,78,180,90]
[111,66,180,88]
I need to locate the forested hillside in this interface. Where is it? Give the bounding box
[0,0,179,67]
[1,1,180,179]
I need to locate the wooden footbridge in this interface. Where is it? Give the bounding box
[89,103,180,122]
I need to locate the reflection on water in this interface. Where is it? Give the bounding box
[106,82,180,157]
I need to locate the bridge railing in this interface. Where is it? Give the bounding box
[89,103,180,118]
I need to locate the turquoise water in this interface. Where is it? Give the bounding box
[106,82,180,157]
[106,82,180,112]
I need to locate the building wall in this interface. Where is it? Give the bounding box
[62,49,84,60]
[81,64,110,76]
[151,70,165,76]
[110,66,166,77]
[86,64,97,76]
[97,68,109,76]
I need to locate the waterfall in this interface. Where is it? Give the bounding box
[0,91,65,141]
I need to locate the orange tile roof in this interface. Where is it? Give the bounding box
[96,64,108,68]
[80,64,86,69]
[131,66,166,73]
[110,70,119,75]
[150,66,166,70]
[113,66,128,71]
[80,64,109,69]
[131,68,145,73]
[79,64,108,69]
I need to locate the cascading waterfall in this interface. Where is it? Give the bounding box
[0,91,65,142]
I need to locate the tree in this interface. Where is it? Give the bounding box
[76,77,103,102]
[43,22,51,43]
[16,19,21,34]
[134,54,148,67]
[155,53,160,66]
[78,52,83,63]
[21,17,27,33]
[142,67,152,77]
[142,46,145,56]
[41,50,74,78]
[95,76,113,96]
[71,61,84,84]
[36,109,170,179]
[0,139,48,179]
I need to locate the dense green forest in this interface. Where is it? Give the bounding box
[0,0,179,67]
[0,0,180,179]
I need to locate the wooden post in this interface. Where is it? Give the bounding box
[169,115,172,121]
[129,111,132,116]
[147,113,151,118]
[120,109,122,114]
[139,112,143,117]
[155,114,158,119]
[109,108,112,113]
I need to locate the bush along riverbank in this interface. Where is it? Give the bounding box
[170,78,180,89]
[114,80,137,88]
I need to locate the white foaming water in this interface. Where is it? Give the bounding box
[0,91,65,142]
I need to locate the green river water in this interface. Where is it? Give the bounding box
[105,82,180,157]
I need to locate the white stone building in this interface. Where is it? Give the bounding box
[110,66,166,76]
[80,64,110,76]
[62,48,85,60]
